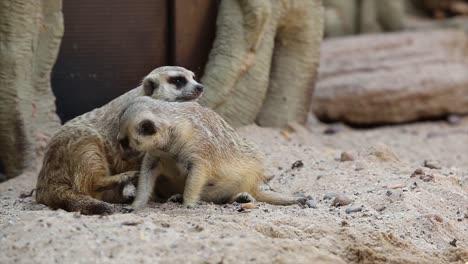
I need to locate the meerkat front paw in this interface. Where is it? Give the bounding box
[182,201,197,209]
[167,193,183,204]
[120,206,134,214]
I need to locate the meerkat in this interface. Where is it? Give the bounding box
[117,97,301,210]
[36,66,204,215]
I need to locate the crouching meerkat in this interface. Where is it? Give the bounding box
[36,66,204,215]
[117,97,301,209]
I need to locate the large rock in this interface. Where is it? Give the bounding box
[312,30,468,125]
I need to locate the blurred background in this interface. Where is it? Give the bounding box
[1,0,468,180]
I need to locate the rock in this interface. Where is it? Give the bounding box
[411,168,424,177]
[426,214,444,223]
[369,143,400,162]
[296,197,308,205]
[345,206,362,214]
[332,194,352,207]
[312,30,468,125]
[291,160,304,170]
[388,184,404,189]
[423,160,442,170]
[323,192,337,200]
[354,162,365,171]
[240,203,256,210]
[324,124,343,135]
[449,239,458,247]
[306,200,318,208]
[121,220,142,226]
[421,174,434,182]
[447,114,462,125]
[340,151,355,162]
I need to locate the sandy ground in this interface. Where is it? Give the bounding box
[1,117,468,264]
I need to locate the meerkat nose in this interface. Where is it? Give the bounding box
[195,84,204,94]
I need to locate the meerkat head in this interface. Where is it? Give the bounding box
[117,104,171,159]
[142,66,204,102]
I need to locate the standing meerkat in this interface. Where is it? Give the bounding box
[117,97,301,210]
[36,66,204,215]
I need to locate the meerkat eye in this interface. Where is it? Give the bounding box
[168,76,187,89]
[138,120,157,136]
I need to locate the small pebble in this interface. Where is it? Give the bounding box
[386,190,393,196]
[324,124,343,135]
[121,220,142,226]
[423,160,441,170]
[240,203,256,210]
[420,173,434,182]
[332,194,352,207]
[323,192,336,200]
[305,200,317,208]
[426,214,443,223]
[354,162,365,171]
[449,239,458,247]
[340,151,355,162]
[411,168,424,177]
[296,197,308,205]
[280,130,292,141]
[278,166,283,171]
[291,160,304,170]
[447,114,461,126]
[388,184,404,189]
[345,206,363,214]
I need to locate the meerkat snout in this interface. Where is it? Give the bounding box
[194,84,204,94]
[142,67,204,102]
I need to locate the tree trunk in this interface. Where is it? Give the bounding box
[0,0,63,180]
[313,30,468,125]
[200,0,323,128]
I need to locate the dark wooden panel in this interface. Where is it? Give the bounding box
[172,0,218,78]
[52,0,168,122]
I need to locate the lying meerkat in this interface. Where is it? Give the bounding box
[117,97,301,209]
[36,66,204,215]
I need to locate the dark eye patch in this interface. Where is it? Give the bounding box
[168,75,187,89]
[119,137,130,149]
[138,119,157,136]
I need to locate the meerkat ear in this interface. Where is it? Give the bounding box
[143,77,160,96]
[138,119,157,136]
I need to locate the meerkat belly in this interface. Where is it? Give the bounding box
[199,161,260,204]
[153,157,187,201]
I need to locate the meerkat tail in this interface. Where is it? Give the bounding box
[59,189,115,215]
[251,188,299,206]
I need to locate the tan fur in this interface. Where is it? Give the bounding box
[36,66,203,215]
[118,97,300,209]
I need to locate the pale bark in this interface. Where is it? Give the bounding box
[0,0,63,179]
[200,0,323,128]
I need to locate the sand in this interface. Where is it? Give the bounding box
[1,117,467,264]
